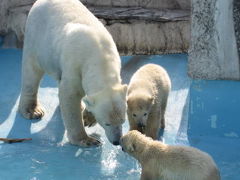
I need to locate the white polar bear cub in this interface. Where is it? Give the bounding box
[127,64,171,139]
[120,130,221,180]
[18,0,127,147]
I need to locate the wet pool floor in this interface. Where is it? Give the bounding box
[0,49,239,180]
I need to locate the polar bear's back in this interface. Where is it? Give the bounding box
[160,145,220,180]
[25,0,106,50]
[128,64,171,101]
[27,0,102,33]
[23,0,117,79]
[144,140,220,180]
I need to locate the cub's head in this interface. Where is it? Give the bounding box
[83,84,127,145]
[120,130,149,158]
[127,94,154,129]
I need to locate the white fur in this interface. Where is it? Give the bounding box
[18,0,127,146]
[127,64,171,139]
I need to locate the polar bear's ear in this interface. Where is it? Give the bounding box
[82,96,95,108]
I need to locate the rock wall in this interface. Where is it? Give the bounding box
[188,0,240,80]
[0,0,190,54]
[233,0,240,58]
[82,0,191,10]
[0,0,35,48]
[93,7,190,55]
[105,20,189,55]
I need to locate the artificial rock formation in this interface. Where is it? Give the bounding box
[0,0,35,48]
[189,0,240,80]
[233,0,240,57]
[92,7,190,55]
[0,0,190,54]
[82,0,191,10]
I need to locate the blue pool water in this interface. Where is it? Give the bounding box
[0,49,239,179]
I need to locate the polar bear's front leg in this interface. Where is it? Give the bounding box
[140,168,155,180]
[59,81,101,147]
[145,112,160,140]
[160,100,167,129]
[19,56,45,119]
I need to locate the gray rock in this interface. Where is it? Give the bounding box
[107,20,189,55]
[2,30,19,48]
[233,0,240,58]
[89,6,190,22]
[90,7,190,55]
[82,0,191,10]
[189,0,240,80]
[0,36,3,47]
[0,0,35,48]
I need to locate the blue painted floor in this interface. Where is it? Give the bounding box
[189,80,240,180]
[0,49,239,179]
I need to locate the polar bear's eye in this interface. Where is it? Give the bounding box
[143,113,147,116]
[133,114,137,117]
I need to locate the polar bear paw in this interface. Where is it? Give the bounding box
[83,110,97,127]
[70,136,102,147]
[19,104,45,120]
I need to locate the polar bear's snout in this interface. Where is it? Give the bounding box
[113,140,120,146]
[105,125,123,146]
[119,131,138,153]
[137,122,145,128]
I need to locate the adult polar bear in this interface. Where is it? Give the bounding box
[18,0,127,147]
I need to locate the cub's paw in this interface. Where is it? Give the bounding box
[83,110,97,127]
[70,136,102,147]
[19,104,45,120]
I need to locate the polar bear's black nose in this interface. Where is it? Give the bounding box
[113,140,120,145]
[137,122,144,128]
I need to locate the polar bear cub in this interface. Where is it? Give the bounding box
[120,130,221,180]
[18,0,127,146]
[127,64,171,139]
